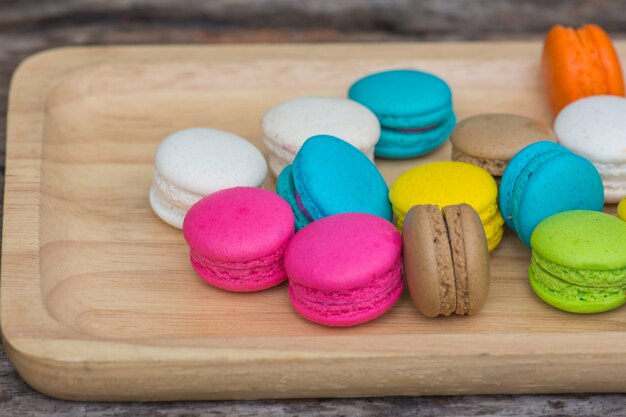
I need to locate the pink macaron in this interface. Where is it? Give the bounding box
[285,213,403,327]
[183,187,295,292]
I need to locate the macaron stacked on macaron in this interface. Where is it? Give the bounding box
[277,135,392,230]
[542,24,625,116]
[349,69,455,158]
[554,95,626,203]
[389,161,504,251]
[262,96,380,176]
[150,128,267,229]
[529,210,626,313]
[183,187,294,292]
[450,114,556,176]
[499,141,604,246]
[403,204,490,318]
[285,213,403,327]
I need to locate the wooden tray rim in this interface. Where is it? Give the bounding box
[3,43,626,400]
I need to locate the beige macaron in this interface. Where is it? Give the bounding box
[402,204,490,318]
[450,114,556,176]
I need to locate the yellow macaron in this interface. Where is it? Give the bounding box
[619,197,626,221]
[389,161,504,251]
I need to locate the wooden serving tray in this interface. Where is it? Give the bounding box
[2,43,624,401]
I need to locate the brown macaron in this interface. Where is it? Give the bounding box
[450,114,556,176]
[402,204,490,318]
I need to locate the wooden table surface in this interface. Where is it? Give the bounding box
[1,1,626,415]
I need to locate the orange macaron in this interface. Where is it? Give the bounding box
[541,24,625,116]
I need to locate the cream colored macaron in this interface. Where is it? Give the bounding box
[555,95,626,203]
[262,96,380,177]
[450,114,555,176]
[150,128,267,229]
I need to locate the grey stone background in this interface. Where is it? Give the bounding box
[1,1,626,416]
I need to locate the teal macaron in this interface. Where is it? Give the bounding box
[348,69,456,159]
[277,135,392,230]
[529,210,626,314]
[499,141,604,246]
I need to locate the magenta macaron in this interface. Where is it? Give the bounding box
[285,213,404,327]
[183,187,295,292]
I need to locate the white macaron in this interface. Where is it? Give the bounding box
[261,96,380,177]
[150,128,267,228]
[554,95,626,203]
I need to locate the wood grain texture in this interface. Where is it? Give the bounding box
[2,42,625,403]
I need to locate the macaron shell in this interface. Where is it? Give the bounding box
[183,187,294,262]
[450,114,556,166]
[583,25,625,96]
[554,96,626,164]
[619,197,626,221]
[542,24,625,115]
[530,210,626,270]
[513,152,604,246]
[348,69,453,126]
[500,141,562,229]
[292,135,392,222]
[155,128,267,195]
[542,25,584,115]
[575,26,612,97]
[483,210,504,251]
[285,213,402,292]
[403,205,456,318]
[444,204,490,315]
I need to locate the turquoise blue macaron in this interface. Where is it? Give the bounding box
[499,141,604,246]
[348,69,456,159]
[277,135,392,230]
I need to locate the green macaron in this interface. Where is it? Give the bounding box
[529,210,626,314]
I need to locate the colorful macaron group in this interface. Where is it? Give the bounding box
[148,23,626,326]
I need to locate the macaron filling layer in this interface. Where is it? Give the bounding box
[393,125,437,133]
[452,149,508,176]
[446,208,470,314]
[593,161,626,180]
[529,259,626,314]
[377,105,453,130]
[422,205,457,316]
[190,244,288,291]
[377,115,455,155]
[152,169,203,212]
[533,252,626,288]
[288,257,403,325]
